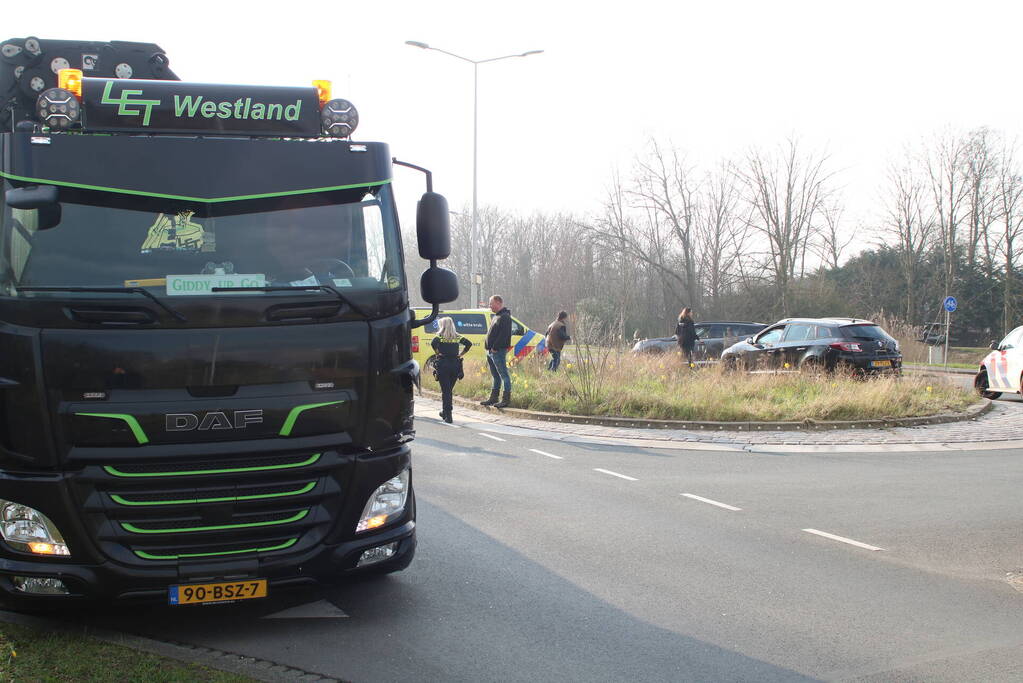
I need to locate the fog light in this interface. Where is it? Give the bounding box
[357,542,397,567]
[13,576,69,595]
[356,470,409,533]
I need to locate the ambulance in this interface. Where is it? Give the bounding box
[411,307,546,372]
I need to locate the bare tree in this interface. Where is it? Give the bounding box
[925,129,972,295]
[815,201,853,271]
[997,140,1023,334]
[737,138,833,315]
[880,152,935,321]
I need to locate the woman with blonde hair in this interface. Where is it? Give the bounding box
[431,317,472,423]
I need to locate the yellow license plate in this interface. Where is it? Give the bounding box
[871,360,892,367]
[169,579,267,605]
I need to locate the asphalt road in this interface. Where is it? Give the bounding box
[68,404,1023,682]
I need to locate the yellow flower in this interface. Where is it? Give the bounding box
[783,362,790,369]
[926,386,933,392]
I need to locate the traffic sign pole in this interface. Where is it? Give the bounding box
[941,296,957,372]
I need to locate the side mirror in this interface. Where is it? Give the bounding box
[745,337,754,344]
[989,340,999,350]
[416,192,451,260]
[420,266,459,305]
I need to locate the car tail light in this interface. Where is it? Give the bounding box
[412,335,419,353]
[829,342,862,352]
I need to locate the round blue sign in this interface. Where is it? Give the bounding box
[943,296,958,312]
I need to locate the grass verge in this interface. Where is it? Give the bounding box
[427,353,977,422]
[0,621,253,682]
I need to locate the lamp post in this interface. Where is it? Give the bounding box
[405,40,543,308]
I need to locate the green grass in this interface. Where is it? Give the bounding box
[429,353,977,422]
[0,621,253,682]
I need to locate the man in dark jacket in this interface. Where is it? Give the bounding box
[545,311,571,371]
[481,295,513,408]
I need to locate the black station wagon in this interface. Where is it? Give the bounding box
[720,317,902,374]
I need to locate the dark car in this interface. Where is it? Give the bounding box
[720,317,902,374]
[631,322,767,360]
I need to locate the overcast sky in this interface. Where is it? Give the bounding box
[8,0,1023,247]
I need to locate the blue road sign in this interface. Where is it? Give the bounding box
[943,296,958,313]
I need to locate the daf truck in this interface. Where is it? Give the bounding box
[0,36,457,607]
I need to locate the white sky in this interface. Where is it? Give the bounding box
[8,0,1023,246]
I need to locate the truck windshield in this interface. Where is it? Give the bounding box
[0,183,404,314]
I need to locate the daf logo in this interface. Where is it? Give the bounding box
[166,410,263,432]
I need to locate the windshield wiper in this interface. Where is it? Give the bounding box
[15,286,188,322]
[211,284,372,318]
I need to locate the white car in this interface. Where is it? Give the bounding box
[975,325,1023,398]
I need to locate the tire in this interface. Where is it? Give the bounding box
[721,355,740,373]
[800,357,825,375]
[975,371,1002,399]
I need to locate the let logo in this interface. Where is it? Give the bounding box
[100,81,161,126]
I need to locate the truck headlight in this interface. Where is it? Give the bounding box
[0,500,70,556]
[356,469,409,533]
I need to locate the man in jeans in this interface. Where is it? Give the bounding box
[480,295,513,408]
[545,310,571,371]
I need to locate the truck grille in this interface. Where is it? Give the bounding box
[71,449,343,565]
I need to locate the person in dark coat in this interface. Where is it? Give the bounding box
[675,307,699,366]
[431,317,472,423]
[545,311,571,371]
[481,295,513,408]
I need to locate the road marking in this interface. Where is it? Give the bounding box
[439,421,462,428]
[479,432,506,442]
[529,448,564,460]
[682,493,742,511]
[802,528,884,551]
[594,468,637,481]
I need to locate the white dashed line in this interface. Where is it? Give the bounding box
[802,528,884,551]
[529,448,564,460]
[682,493,742,511]
[479,433,506,442]
[438,421,462,428]
[593,468,637,481]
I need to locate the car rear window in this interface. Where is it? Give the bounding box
[841,324,893,341]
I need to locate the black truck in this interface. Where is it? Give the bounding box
[0,37,457,607]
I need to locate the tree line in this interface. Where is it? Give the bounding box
[404,128,1023,345]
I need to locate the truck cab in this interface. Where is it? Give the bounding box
[0,36,457,607]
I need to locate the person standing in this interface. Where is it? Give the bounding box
[480,295,513,408]
[675,307,699,366]
[545,311,571,371]
[431,317,472,424]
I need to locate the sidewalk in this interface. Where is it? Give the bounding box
[414,394,1023,453]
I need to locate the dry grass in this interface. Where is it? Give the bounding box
[424,351,977,422]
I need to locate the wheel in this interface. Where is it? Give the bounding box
[721,355,740,373]
[308,258,356,280]
[975,371,1002,399]
[800,357,825,375]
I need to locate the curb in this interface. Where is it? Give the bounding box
[421,389,992,432]
[0,609,341,683]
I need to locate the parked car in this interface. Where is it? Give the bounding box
[974,324,1023,399]
[720,317,902,374]
[631,322,767,360]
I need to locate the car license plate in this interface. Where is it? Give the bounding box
[168,579,268,605]
[871,360,892,368]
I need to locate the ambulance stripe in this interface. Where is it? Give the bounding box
[535,337,547,354]
[514,330,537,357]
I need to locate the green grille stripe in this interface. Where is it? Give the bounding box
[122,509,309,534]
[110,481,317,507]
[279,401,344,436]
[103,453,321,478]
[134,537,298,561]
[76,413,149,445]
[0,171,389,203]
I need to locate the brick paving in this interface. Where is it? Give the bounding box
[415,395,1023,447]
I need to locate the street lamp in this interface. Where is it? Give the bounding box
[405,40,543,308]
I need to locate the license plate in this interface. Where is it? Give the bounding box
[871,360,892,368]
[169,579,268,605]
